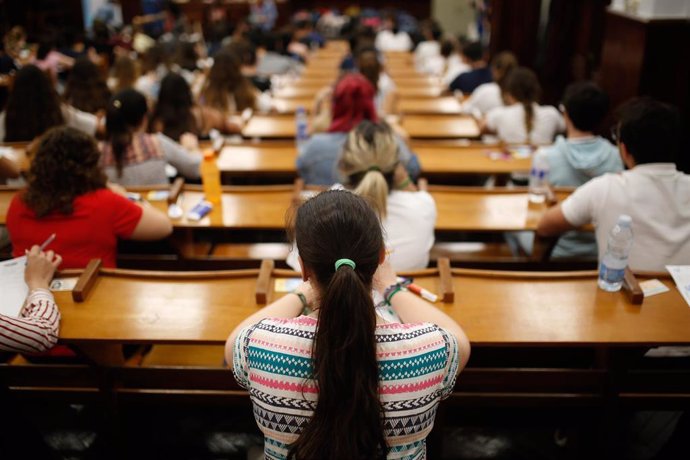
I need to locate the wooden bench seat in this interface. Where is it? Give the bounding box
[139,345,225,368]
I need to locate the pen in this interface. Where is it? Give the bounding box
[38,233,56,251]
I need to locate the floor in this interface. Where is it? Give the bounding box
[2,399,688,460]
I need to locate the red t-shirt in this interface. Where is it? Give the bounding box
[7,189,143,269]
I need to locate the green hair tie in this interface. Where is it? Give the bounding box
[367,166,381,172]
[334,258,356,271]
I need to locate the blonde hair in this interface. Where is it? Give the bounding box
[339,121,399,218]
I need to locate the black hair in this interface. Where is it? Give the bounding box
[105,89,149,176]
[562,82,609,132]
[287,190,387,460]
[151,72,198,141]
[462,41,484,62]
[617,97,680,165]
[4,65,64,142]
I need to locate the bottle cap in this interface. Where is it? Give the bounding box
[617,214,632,227]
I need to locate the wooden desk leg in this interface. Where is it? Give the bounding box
[75,343,125,366]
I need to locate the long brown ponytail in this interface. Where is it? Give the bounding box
[505,67,541,142]
[288,190,387,460]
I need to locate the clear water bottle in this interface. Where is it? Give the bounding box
[528,151,549,203]
[295,106,309,152]
[598,215,634,292]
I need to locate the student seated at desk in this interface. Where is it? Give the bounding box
[460,51,517,117]
[1,246,61,353]
[375,13,413,52]
[482,67,564,144]
[150,72,241,141]
[227,190,470,460]
[7,126,172,269]
[448,41,492,94]
[63,57,112,115]
[289,121,435,271]
[538,98,690,272]
[0,65,100,142]
[100,89,202,186]
[200,50,270,116]
[535,82,623,259]
[297,73,420,186]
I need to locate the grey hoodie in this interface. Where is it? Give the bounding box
[537,135,623,259]
[537,135,623,187]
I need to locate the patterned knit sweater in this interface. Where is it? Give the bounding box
[233,316,460,459]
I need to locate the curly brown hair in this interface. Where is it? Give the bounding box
[24,126,107,217]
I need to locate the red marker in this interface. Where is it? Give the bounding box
[407,283,438,303]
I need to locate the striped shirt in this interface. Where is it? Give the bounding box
[233,316,460,460]
[0,289,60,353]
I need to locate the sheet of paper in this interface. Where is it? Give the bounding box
[0,256,28,317]
[666,265,690,308]
[639,279,670,297]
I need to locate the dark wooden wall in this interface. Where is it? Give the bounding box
[598,10,690,172]
[488,0,543,68]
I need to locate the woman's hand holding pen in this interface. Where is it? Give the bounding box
[25,245,62,291]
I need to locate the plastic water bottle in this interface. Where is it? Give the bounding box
[295,106,309,152]
[598,215,634,292]
[200,149,222,205]
[528,151,549,203]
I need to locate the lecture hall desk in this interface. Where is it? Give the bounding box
[242,113,481,139]
[50,267,690,363]
[214,143,531,179]
[0,184,569,233]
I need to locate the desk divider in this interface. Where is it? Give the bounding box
[167,177,185,205]
[255,259,275,304]
[72,258,102,302]
[623,268,644,305]
[437,257,455,303]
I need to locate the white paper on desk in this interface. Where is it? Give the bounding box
[666,265,690,308]
[0,256,28,317]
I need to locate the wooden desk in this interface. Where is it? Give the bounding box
[402,114,481,138]
[52,267,690,348]
[395,86,443,98]
[242,114,296,138]
[272,97,314,114]
[216,143,530,178]
[273,86,327,99]
[0,184,568,233]
[217,144,297,177]
[429,186,571,232]
[398,97,462,115]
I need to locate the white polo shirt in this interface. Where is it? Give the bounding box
[561,163,690,272]
[461,82,503,116]
[485,103,565,144]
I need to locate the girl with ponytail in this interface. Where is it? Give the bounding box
[482,66,565,145]
[226,190,470,460]
[100,88,202,186]
[338,120,436,270]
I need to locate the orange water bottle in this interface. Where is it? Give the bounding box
[200,149,222,205]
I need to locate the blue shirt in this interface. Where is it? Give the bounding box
[296,132,421,186]
[449,67,492,94]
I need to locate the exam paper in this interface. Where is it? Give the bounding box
[0,256,28,317]
[666,265,690,308]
